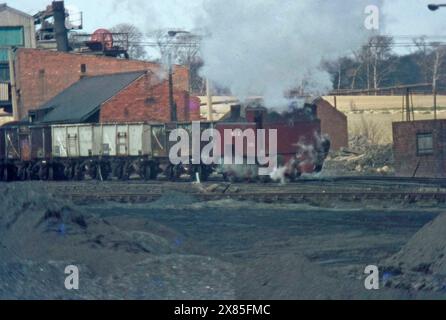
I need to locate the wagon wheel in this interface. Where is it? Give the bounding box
[228,175,238,183]
[88,163,98,180]
[96,162,108,181]
[259,175,271,183]
[121,162,131,181]
[197,165,211,182]
[111,162,122,180]
[150,164,160,180]
[166,164,182,181]
[74,163,84,181]
[48,166,54,181]
[38,165,48,181]
[2,166,8,182]
[142,165,153,181]
[26,165,35,180]
[18,165,27,181]
[63,163,74,180]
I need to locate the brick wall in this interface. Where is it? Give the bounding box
[14,48,189,119]
[99,75,200,123]
[315,98,348,151]
[393,120,446,178]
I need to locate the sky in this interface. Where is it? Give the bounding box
[7,0,446,37]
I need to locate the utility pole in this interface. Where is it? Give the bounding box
[427,3,445,120]
[206,78,213,121]
[405,88,411,122]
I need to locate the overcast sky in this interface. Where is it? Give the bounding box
[8,0,446,40]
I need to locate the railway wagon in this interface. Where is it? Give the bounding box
[0,121,215,181]
[50,121,215,181]
[1,124,51,181]
[0,103,330,182]
[50,123,165,180]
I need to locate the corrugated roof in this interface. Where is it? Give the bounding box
[0,3,33,18]
[37,71,146,124]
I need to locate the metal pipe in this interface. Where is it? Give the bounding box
[52,1,69,52]
[168,52,177,122]
[8,49,19,121]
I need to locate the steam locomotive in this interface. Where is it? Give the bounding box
[0,103,330,182]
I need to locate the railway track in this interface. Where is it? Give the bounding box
[36,176,446,204]
[63,190,446,204]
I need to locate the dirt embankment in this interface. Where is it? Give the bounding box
[382,213,446,293]
[0,184,234,299]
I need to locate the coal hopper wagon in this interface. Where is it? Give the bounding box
[0,103,330,182]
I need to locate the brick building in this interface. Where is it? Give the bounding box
[11,48,190,120]
[314,98,348,151]
[393,120,446,178]
[99,74,197,123]
[0,4,36,120]
[30,71,199,124]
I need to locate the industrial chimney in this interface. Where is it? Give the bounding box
[52,1,69,52]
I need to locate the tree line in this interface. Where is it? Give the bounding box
[324,35,446,94]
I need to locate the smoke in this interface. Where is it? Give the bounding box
[199,0,384,106]
[111,0,204,30]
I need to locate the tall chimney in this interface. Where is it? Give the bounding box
[230,105,241,119]
[52,1,69,52]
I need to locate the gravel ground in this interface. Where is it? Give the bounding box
[0,183,445,299]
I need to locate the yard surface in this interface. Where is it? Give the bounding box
[1,182,445,299]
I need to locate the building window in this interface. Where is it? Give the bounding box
[80,64,87,73]
[0,27,25,62]
[0,63,10,81]
[145,97,157,105]
[417,133,434,156]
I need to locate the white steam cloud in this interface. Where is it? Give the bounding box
[199,0,383,106]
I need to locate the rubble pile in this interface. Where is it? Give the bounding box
[236,253,355,299]
[0,184,235,299]
[382,213,446,293]
[323,135,394,176]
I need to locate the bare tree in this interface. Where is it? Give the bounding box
[148,29,204,93]
[413,38,446,109]
[413,36,432,83]
[356,36,394,92]
[432,45,446,91]
[110,23,147,60]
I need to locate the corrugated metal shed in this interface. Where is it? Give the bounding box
[35,71,146,124]
[0,3,36,54]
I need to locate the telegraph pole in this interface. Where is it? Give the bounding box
[206,78,213,121]
[427,4,445,119]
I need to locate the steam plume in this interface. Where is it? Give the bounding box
[199,0,383,106]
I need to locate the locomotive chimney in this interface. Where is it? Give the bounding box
[230,105,242,119]
[52,1,69,52]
